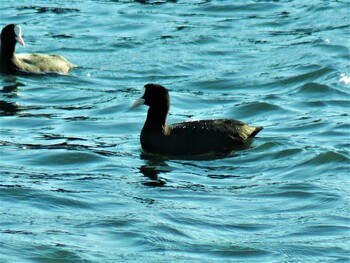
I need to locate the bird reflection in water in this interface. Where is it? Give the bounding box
[0,78,25,116]
[2,81,25,95]
[139,153,173,187]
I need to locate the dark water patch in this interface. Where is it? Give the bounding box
[188,34,219,45]
[253,141,283,151]
[111,38,143,49]
[1,82,25,97]
[268,148,304,160]
[1,90,61,117]
[63,116,98,122]
[0,100,24,116]
[133,0,177,4]
[54,104,95,111]
[1,229,36,240]
[283,151,350,179]
[27,150,107,167]
[26,245,87,263]
[139,165,169,186]
[299,82,339,94]
[269,29,311,37]
[51,33,74,39]
[232,101,288,119]
[78,215,142,229]
[17,6,80,14]
[292,100,328,109]
[290,82,348,100]
[207,173,240,179]
[187,243,272,260]
[149,220,192,241]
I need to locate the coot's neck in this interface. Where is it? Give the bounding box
[0,37,16,62]
[143,106,168,133]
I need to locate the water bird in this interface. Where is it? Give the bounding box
[132,83,263,156]
[0,24,74,75]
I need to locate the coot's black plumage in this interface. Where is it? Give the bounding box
[0,24,74,75]
[133,83,263,156]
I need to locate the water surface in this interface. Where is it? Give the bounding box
[1,0,349,262]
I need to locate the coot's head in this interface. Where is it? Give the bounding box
[1,24,25,48]
[133,83,170,110]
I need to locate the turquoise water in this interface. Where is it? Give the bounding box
[1,0,349,262]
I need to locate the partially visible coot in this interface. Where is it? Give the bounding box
[0,24,74,75]
[133,83,263,157]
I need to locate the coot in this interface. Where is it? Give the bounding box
[0,24,74,75]
[133,83,263,156]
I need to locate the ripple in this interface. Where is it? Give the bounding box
[1,186,93,210]
[301,151,349,166]
[232,101,289,119]
[1,1,350,262]
[292,82,347,99]
[31,151,107,167]
[268,67,335,88]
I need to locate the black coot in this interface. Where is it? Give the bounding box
[133,83,263,156]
